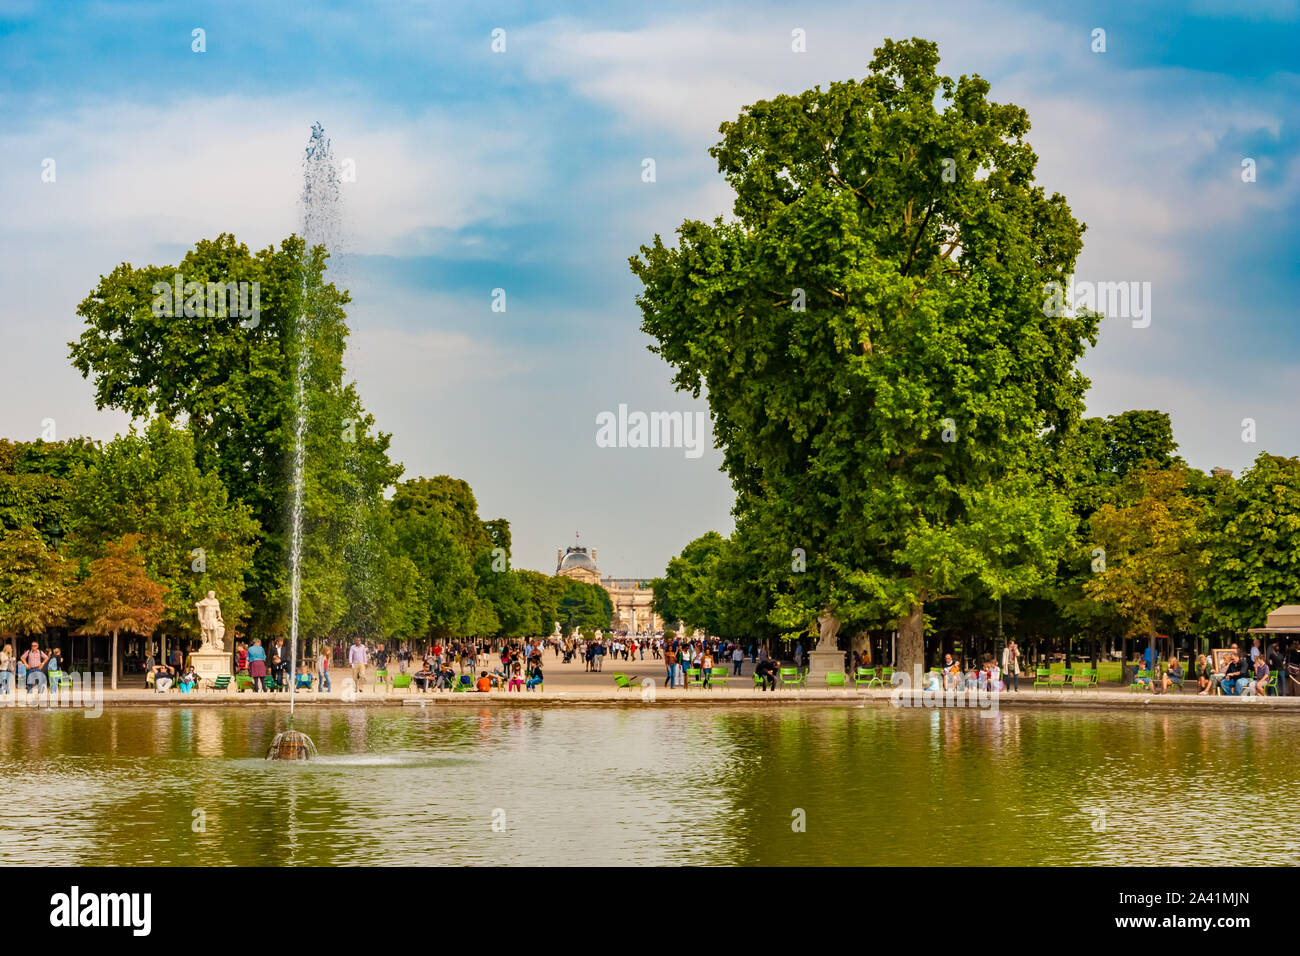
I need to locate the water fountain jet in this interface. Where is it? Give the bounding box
[269,122,340,760]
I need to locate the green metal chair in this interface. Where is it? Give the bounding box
[235,674,253,692]
[261,675,278,692]
[207,675,231,693]
[752,673,766,690]
[1070,669,1091,692]
[391,674,413,691]
[1264,671,1280,696]
[372,668,389,692]
[779,667,806,690]
[612,673,639,691]
[825,672,846,689]
[1130,669,1153,692]
[1033,667,1052,691]
[1087,668,1100,690]
[854,667,875,689]
[685,667,702,689]
[710,669,729,690]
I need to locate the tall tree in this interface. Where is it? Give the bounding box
[68,534,166,689]
[69,234,399,636]
[631,38,1095,674]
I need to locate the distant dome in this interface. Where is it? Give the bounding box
[559,547,598,572]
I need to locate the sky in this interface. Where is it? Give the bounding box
[1,0,1297,578]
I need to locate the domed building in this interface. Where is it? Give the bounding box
[555,544,662,635]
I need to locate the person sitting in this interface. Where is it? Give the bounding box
[437,663,457,690]
[1245,655,1270,696]
[177,665,198,693]
[525,663,543,691]
[1220,653,1247,695]
[508,662,524,692]
[940,653,960,691]
[475,670,492,693]
[153,662,176,692]
[1196,654,1213,694]
[985,659,1002,692]
[1160,657,1183,694]
[295,664,313,690]
[412,664,435,693]
[755,658,778,692]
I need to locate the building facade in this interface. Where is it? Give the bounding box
[555,545,663,635]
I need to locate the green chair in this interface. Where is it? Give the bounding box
[612,673,640,691]
[261,675,278,692]
[1264,671,1280,696]
[372,668,389,691]
[779,667,806,690]
[392,674,413,691]
[825,672,846,689]
[880,666,894,687]
[207,675,231,693]
[452,674,473,693]
[235,674,253,692]
[710,669,729,690]
[1130,670,1153,692]
[1033,667,1052,691]
[854,667,875,689]
[1070,669,1091,692]
[685,667,702,689]
[1087,668,1100,690]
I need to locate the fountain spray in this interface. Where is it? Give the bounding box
[269,123,339,761]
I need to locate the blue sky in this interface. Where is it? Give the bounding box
[1,0,1297,577]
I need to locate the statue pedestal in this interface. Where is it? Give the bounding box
[192,648,232,683]
[806,649,846,688]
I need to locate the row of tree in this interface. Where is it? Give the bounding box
[637,39,1299,670]
[0,234,613,679]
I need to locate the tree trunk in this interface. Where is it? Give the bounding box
[111,629,119,690]
[896,604,925,679]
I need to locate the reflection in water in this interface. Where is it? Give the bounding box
[1,705,1297,866]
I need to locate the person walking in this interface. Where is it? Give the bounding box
[1000,640,1021,693]
[348,636,368,692]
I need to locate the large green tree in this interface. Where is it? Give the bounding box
[631,38,1095,674]
[69,234,400,636]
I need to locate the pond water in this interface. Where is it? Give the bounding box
[1,704,1294,866]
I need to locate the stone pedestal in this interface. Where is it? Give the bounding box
[806,649,846,688]
[192,648,232,683]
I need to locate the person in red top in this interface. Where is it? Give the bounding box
[235,642,249,674]
[21,642,47,694]
[432,642,443,663]
[475,670,492,692]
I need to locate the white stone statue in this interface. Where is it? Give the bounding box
[195,591,226,652]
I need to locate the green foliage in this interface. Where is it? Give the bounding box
[0,438,99,547]
[67,417,259,639]
[1196,454,1300,637]
[0,526,71,635]
[555,577,612,637]
[68,234,401,637]
[1085,467,1203,638]
[631,38,1095,669]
